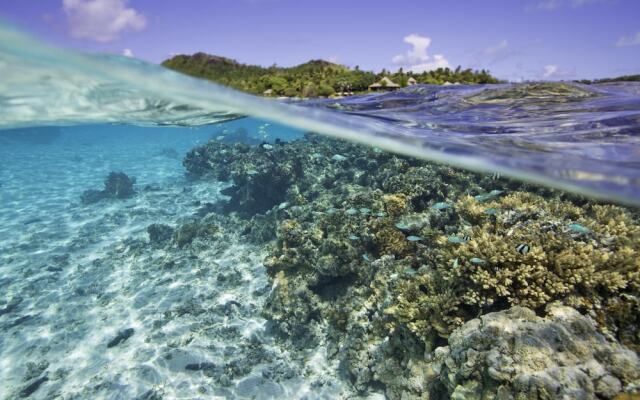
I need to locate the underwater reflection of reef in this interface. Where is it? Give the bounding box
[183,133,640,399]
[0,126,62,144]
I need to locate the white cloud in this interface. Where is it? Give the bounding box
[542,64,576,79]
[392,34,450,72]
[122,48,134,57]
[63,0,147,42]
[528,0,607,11]
[543,64,558,77]
[616,32,640,47]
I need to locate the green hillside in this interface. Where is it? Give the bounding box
[161,52,500,97]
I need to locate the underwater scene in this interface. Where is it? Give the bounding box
[1,25,640,400]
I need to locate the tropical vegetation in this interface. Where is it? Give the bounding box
[161,52,500,97]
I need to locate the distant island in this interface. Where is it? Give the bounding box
[575,74,640,84]
[161,52,500,98]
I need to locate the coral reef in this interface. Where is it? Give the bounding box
[183,133,640,399]
[433,304,640,399]
[81,172,136,204]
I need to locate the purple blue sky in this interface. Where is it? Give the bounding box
[1,0,639,81]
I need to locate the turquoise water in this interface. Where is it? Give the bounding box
[1,24,640,400]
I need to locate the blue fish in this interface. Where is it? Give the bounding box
[406,235,423,242]
[348,235,359,241]
[345,208,358,215]
[470,257,486,265]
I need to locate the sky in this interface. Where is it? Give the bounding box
[1,0,639,81]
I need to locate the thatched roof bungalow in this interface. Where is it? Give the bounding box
[368,77,400,91]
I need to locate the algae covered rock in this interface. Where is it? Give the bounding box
[434,304,640,399]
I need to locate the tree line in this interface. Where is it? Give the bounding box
[162,52,501,97]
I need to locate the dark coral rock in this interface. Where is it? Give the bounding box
[18,376,48,398]
[107,328,135,348]
[104,172,136,199]
[173,221,220,247]
[147,224,174,244]
[81,172,136,204]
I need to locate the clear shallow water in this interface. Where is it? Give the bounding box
[0,125,342,399]
[1,22,640,400]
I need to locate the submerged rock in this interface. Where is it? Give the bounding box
[81,172,136,204]
[18,375,48,398]
[434,305,640,399]
[107,328,135,348]
[147,224,174,243]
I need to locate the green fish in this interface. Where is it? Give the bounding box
[406,235,423,242]
[331,154,347,161]
[470,257,486,265]
[345,208,358,215]
[431,202,451,210]
[348,235,359,241]
[568,223,590,234]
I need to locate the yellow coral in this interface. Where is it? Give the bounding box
[387,191,640,340]
[382,193,409,217]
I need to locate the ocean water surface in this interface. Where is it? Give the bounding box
[1,23,640,399]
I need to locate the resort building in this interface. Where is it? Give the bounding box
[368,77,400,91]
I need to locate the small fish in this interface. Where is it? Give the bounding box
[362,254,371,262]
[359,208,371,214]
[515,243,530,254]
[348,235,359,241]
[262,143,273,150]
[474,193,493,202]
[431,202,451,210]
[403,267,417,277]
[568,223,590,234]
[447,235,470,244]
[474,190,504,202]
[326,207,337,215]
[246,169,258,175]
[470,257,486,265]
[345,208,358,215]
[395,222,411,231]
[375,212,387,218]
[406,235,423,242]
[452,258,459,268]
[331,154,347,161]
[277,202,289,210]
[484,207,500,215]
